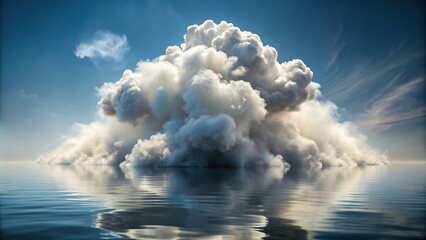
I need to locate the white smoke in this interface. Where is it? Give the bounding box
[38,20,388,168]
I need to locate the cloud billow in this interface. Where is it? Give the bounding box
[39,20,388,168]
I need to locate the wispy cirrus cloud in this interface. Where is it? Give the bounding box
[74,31,129,62]
[323,46,423,103]
[322,33,425,132]
[325,24,345,73]
[361,77,425,131]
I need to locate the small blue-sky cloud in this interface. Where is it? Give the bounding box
[74,31,129,62]
[19,89,39,101]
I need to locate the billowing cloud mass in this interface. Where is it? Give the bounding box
[74,30,129,61]
[39,20,388,168]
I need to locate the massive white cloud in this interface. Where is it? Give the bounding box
[39,20,388,168]
[74,30,129,62]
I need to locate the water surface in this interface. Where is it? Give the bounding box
[0,161,425,239]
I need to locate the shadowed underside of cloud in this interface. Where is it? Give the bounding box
[38,20,388,168]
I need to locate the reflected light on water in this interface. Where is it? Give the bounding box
[0,162,425,239]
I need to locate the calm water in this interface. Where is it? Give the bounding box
[0,162,425,240]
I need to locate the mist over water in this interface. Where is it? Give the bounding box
[1,162,424,240]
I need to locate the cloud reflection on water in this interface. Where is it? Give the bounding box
[41,164,387,239]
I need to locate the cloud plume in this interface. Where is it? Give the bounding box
[39,20,388,168]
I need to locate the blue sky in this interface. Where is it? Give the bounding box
[0,0,424,160]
